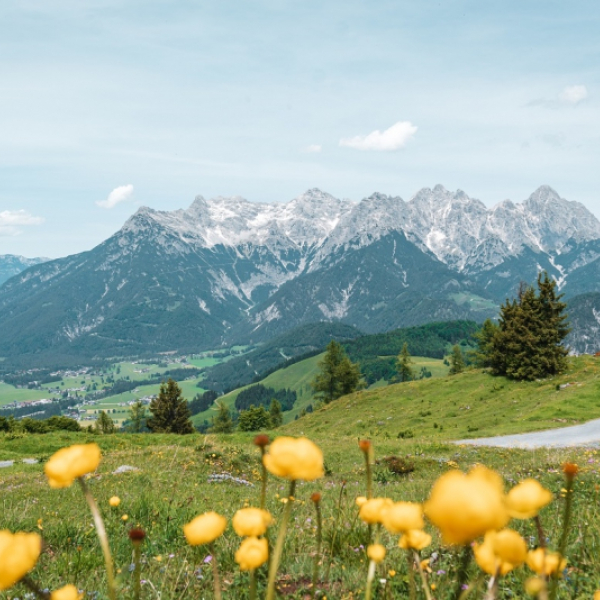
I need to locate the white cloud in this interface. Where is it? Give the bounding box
[340,121,418,151]
[0,209,44,236]
[559,85,588,105]
[303,144,322,153]
[96,184,134,209]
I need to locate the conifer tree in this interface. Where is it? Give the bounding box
[147,379,194,434]
[95,410,116,434]
[312,340,363,403]
[489,272,570,381]
[448,344,465,375]
[395,342,415,382]
[238,404,271,431]
[471,319,499,367]
[126,400,147,433]
[211,400,234,433]
[269,398,283,427]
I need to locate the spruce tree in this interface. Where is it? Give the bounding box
[471,319,499,367]
[211,400,234,433]
[448,345,465,375]
[238,405,271,431]
[127,400,147,433]
[269,398,283,427]
[312,340,363,403]
[489,272,570,381]
[95,410,116,434]
[147,379,194,434]
[395,342,415,382]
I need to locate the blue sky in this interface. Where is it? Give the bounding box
[1,0,599,257]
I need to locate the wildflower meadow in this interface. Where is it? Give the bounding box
[1,431,600,599]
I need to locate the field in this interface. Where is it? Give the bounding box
[290,355,600,441]
[1,430,598,599]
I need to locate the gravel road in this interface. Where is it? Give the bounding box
[455,418,600,448]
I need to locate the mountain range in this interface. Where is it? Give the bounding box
[1,184,600,364]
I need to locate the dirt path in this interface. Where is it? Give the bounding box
[455,418,600,448]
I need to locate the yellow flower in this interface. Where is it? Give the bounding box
[51,584,82,600]
[399,529,432,551]
[109,496,121,508]
[355,496,368,508]
[367,544,386,563]
[359,498,393,525]
[121,515,128,522]
[0,531,42,591]
[474,529,527,576]
[235,537,269,571]
[262,437,324,481]
[506,480,553,519]
[526,548,567,576]
[525,577,545,596]
[232,508,273,537]
[382,502,424,534]
[424,465,509,545]
[184,512,227,546]
[44,444,102,489]
[594,591,600,600]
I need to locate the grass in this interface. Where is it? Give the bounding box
[287,355,600,441]
[1,430,599,598]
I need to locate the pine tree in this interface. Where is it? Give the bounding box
[95,410,116,434]
[269,398,283,427]
[211,400,234,433]
[448,345,465,375]
[238,405,271,432]
[147,379,194,434]
[489,272,570,381]
[470,319,499,367]
[126,400,147,433]
[312,340,363,403]
[395,342,415,382]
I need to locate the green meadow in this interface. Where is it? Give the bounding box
[1,430,599,599]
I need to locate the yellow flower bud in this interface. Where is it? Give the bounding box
[121,515,128,522]
[44,444,102,489]
[235,537,268,571]
[492,529,527,567]
[424,466,509,545]
[382,502,424,534]
[399,529,432,551]
[109,496,121,508]
[367,544,386,563]
[51,584,82,600]
[232,508,273,537]
[263,437,324,481]
[184,512,227,546]
[0,531,42,591]
[359,498,393,525]
[525,577,545,596]
[526,548,567,576]
[506,479,553,519]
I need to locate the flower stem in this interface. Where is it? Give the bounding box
[325,480,346,582]
[209,542,223,600]
[259,448,268,510]
[78,477,117,600]
[21,576,50,600]
[312,498,323,599]
[365,524,381,600]
[132,541,142,600]
[452,544,472,600]
[249,569,257,600]
[266,479,296,600]
[535,515,547,549]
[413,550,433,600]
[408,551,416,600]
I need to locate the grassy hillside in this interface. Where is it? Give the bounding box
[283,355,600,441]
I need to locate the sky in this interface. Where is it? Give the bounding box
[1,0,599,258]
